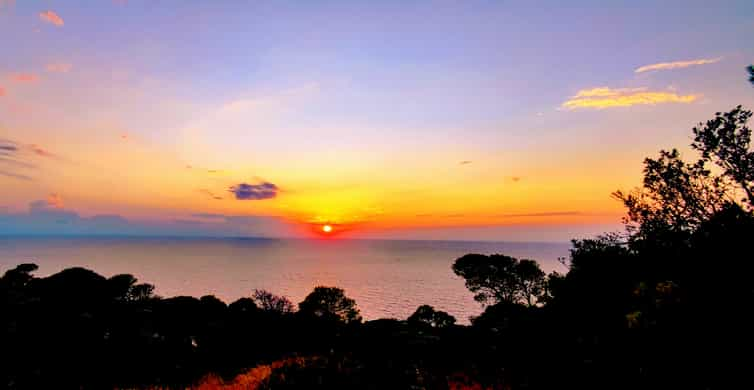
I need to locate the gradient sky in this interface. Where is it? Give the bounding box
[1,0,753,241]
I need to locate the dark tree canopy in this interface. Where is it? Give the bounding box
[452,254,546,307]
[407,305,456,328]
[298,286,361,324]
[748,65,754,85]
[252,289,295,314]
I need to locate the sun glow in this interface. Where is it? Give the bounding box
[322,224,333,233]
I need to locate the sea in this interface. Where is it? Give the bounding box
[0,237,571,323]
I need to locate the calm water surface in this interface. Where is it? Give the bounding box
[0,237,570,322]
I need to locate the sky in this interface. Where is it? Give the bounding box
[1,0,753,241]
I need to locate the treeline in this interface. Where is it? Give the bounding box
[1,69,753,389]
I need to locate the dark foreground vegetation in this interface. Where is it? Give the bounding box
[2,70,754,389]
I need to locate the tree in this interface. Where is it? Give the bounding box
[613,149,731,239]
[452,254,546,307]
[407,305,456,328]
[748,65,754,85]
[252,289,294,314]
[298,286,361,323]
[691,106,754,208]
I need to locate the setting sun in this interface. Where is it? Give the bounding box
[322,225,333,233]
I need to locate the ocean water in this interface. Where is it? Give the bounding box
[0,237,570,323]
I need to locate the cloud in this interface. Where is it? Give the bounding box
[29,194,64,211]
[229,182,279,200]
[0,142,18,152]
[510,176,522,183]
[459,160,472,165]
[29,144,56,158]
[46,63,72,73]
[39,10,64,26]
[561,87,699,110]
[0,157,36,169]
[0,86,5,96]
[495,211,584,218]
[198,189,223,200]
[0,170,32,181]
[635,57,722,73]
[10,73,38,83]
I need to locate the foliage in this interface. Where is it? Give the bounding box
[298,286,361,324]
[691,105,754,208]
[407,305,456,328]
[612,149,731,239]
[252,289,295,314]
[452,254,546,307]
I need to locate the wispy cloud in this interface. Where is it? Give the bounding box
[561,87,699,110]
[10,73,38,83]
[459,160,472,165]
[495,211,583,218]
[29,144,56,158]
[229,182,279,200]
[46,63,72,73]
[198,189,223,200]
[635,57,721,73]
[39,10,64,26]
[0,170,32,181]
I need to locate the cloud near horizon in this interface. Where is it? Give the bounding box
[39,10,64,26]
[229,182,279,200]
[635,57,721,73]
[0,202,295,237]
[495,211,584,218]
[561,87,699,110]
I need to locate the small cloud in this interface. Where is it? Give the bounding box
[510,176,522,183]
[198,189,223,200]
[39,10,64,26]
[561,87,699,110]
[29,144,55,158]
[635,57,722,73]
[46,63,72,73]
[229,182,279,200]
[10,73,38,83]
[459,160,472,165]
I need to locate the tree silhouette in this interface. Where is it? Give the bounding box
[452,254,546,307]
[613,149,730,239]
[407,305,456,328]
[748,65,754,85]
[298,286,361,323]
[692,105,754,207]
[252,289,294,314]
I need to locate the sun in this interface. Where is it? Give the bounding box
[322,224,333,233]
